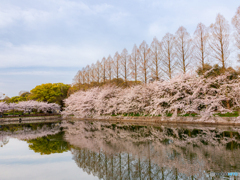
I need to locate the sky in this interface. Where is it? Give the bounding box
[0,0,240,97]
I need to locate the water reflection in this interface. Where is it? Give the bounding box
[62,121,240,179]
[0,122,69,155]
[1,121,240,179]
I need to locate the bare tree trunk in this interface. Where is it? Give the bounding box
[150,37,162,81]
[209,14,230,71]
[130,44,139,83]
[139,41,150,84]
[232,6,240,61]
[161,33,176,79]
[175,26,192,74]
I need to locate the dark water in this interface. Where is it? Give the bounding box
[1,121,240,180]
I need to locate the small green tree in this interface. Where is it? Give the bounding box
[29,83,70,106]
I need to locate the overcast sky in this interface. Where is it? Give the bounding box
[0,0,239,97]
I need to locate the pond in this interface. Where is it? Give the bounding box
[1,120,240,180]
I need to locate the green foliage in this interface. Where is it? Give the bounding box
[3,91,31,103]
[180,113,197,117]
[166,113,172,117]
[197,64,240,79]
[29,83,70,106]
[213,111,239,117]
[3,83,70,106]
[20,92,30,98]
[27,132,69,155]
[0,123,53,132]
[5,96,27,103]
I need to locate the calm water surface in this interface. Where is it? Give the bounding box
[1,120,240,180]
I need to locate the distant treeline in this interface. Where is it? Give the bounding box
[71,6,240,93]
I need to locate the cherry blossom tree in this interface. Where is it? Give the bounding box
[0,101,60,114]
[62,73,240,120]
[0,102,9,115]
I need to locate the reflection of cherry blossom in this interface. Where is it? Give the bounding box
[63,121,240,179]
[62,73,240,121]
[0,124,61,145]
[0,101,60,114]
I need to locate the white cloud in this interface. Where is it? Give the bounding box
[0,0,113,29]
[0,43,109,68]
[0,6,50,28]
[92,3,113,13]
[0,70,71,76]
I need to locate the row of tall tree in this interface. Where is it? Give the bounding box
[73,7,240,87]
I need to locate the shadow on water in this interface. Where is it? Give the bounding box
[1,120,240,179]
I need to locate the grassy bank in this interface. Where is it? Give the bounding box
[109,111,240,118]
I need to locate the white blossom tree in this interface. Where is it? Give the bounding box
[0,101,60,115]
[62,73,240,120]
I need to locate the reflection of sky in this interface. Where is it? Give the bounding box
[0,138,98,180]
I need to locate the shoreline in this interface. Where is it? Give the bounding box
[64,116,240,126]
[1,115,240,126]
[0,115,61,123]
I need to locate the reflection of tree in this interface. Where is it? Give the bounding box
[62,121,240,179]
[0,123,61,140]
[0,123,65,154]
[71,147,197,179]
[27,132,69,155]
[0,135,9,147]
